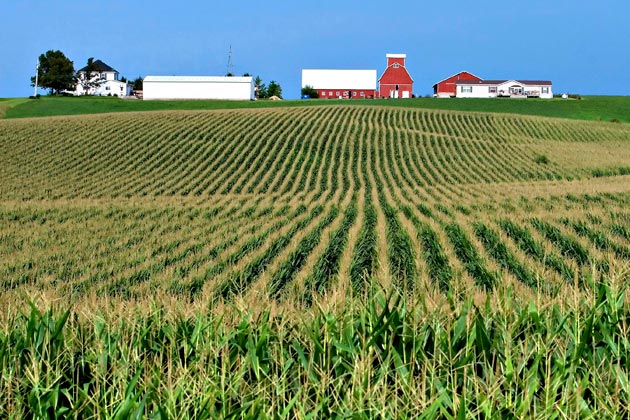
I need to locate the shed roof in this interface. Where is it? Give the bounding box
[144,76,253,83]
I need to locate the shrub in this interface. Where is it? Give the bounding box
[534,154,550,165]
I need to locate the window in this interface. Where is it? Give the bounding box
[329,91,333,96]
[489,86,497,93]
[100,73,106,80]
[353,92,357,96]
[360,92,365,97]
[321,91,325,96]
[542,87,549,94]
[392,63,400,68]
[461,86,472,93]
[336,91,340,97]
[105,86,110,91]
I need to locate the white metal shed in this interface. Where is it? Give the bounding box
[143,76,254,100]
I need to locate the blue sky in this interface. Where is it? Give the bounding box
[1,0,629,98]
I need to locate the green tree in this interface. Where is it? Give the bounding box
[31,50,76,95]
[77,57,104,95]
[254,76,267,99]
[132,77,143,91]
[267,80,282,99]
[301,85,318,99]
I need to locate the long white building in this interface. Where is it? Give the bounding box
[455,79,553,99]
[143,76,254,100]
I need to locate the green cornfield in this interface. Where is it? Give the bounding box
[1,105,629,418]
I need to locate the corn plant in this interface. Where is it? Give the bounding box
[445,222,496,290]
[304,200,357,302]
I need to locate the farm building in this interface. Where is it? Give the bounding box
[455,79,553,98]
[378,54,413,99]
[301,69,377,99]
[433,71,482,98]
[74,59,132,97]
[142,76,254,100]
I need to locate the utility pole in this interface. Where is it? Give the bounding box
[34,60,39,97]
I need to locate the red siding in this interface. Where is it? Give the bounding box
[379,83,413,99]
[317,89,377,99]
[378,55,414,98]
[434,71,482,97]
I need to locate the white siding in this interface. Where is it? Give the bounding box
[301,70,376,90]
[143,76,254,100]
[456,85,497,98]
[74,75,131,97]
[457,81,553,99]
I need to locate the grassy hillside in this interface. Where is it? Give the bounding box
[4,94,630,123]
[0,97,29,118]
[1,106,629,417]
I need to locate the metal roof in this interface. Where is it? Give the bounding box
[143,76,253,83]
[301,69,377,90]
[455,79,552,86]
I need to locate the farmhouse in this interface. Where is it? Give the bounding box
[378,54,413,99]
[301,69,377,99]
[143,76,255,100]
[455,79,553,98]
[74,59,132,97]
[433,71,482,98]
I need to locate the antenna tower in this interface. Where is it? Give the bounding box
[227,45,234,76]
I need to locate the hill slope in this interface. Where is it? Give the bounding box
[0,106,629,308]
[4,95,630,123]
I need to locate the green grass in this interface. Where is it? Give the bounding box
[0,98,30,118]
[4,95,630,123]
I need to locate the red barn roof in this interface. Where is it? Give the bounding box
[432,71,482,88]
[378,53,413,84]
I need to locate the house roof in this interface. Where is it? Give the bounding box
[78,59,118,73]
[455,79,552,86]
[432,71,483,88]
[143,76,253,83]
[301,69,377,90]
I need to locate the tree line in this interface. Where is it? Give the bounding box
[32,49,282,99]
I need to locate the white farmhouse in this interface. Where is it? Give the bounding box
[74,60,132,97]
[143,76,255,100]
[301,69,377,99]
[455,80,553,99]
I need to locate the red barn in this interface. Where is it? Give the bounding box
[433,71,482,98]
[378,54,413,98]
